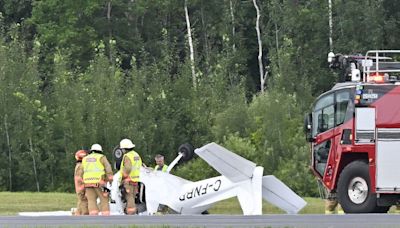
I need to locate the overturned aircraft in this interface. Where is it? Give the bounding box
[109,142,307,215]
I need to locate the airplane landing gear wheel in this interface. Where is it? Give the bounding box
[113,146,124,170]
[178,143,194,162]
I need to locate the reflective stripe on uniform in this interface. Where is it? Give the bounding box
[101,210,110,216]
[89,210,99,215]
[127,207,136,215]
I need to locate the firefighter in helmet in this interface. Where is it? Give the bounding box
[74,149,89,215]
[119,138,142,215]
[154,154,168,172]
[80,143,113,215]
[325,191,344,214]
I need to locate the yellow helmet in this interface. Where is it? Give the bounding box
[120,138,135,149]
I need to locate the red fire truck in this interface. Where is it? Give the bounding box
[305,50,400,213]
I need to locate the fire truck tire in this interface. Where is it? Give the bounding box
[337,160,377,213]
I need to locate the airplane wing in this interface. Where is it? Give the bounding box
[195,142,256,182]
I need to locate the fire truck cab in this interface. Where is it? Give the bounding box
[305,50,400,213]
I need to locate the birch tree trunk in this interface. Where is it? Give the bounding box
[328,0,333,52]
[184,0,196,88]
[107,0,113,65]
[4,114,12,191]
[229,0,236,52]
[275,22,280,70]
[253,0,268,92]
[200,3,210,73]
[29,137,40,192]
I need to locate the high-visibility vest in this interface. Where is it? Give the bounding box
[82,153,105,184]
[120,150,142,182]
[154,164,168,172]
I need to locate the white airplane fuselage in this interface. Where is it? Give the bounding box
[139,164,265,215]
[140,171,242,214]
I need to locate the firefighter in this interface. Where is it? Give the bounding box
[325,191,344,214]
[395,204,400,214]
[154,154,168,172]
[74,149,89,215]
[119,138,142,215]
[81,143,114,216]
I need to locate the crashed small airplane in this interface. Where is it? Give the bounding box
[19,142,306,216]
[109,142,306,215]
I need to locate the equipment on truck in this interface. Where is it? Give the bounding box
[305,50,400,213]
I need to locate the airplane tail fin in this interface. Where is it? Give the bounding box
[236,166,263,215]
[262,175,307,214]
[195,143,306,214]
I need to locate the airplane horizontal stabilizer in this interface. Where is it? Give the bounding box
[195,142,256,182]
[262,175,307,214]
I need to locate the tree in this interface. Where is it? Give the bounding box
[184,0,196,88]
[253,0,268,92]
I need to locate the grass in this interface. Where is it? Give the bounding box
[0,192,399,215]
[209,197,325,214]
[0,192,76,215]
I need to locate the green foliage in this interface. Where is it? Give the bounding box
[174,157,218,182]
[222,134,259,164]
[0,0,398,197]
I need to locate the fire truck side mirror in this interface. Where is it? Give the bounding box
[304,113,314,142]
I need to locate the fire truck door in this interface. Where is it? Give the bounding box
[355,108,376,144]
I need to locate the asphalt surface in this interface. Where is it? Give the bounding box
[2,214,400,228]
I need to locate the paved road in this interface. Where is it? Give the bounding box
[2,214,400,228]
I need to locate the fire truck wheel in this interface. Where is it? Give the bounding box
[178,143,194,162]
[337,160,377,213]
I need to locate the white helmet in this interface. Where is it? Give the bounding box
[90,143,103,152]
[120,138,135,149]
